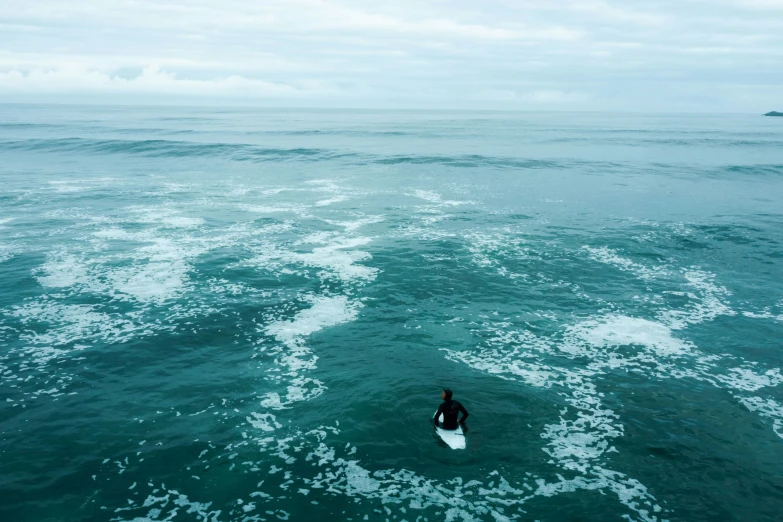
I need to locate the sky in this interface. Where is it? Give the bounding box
[0,0,782,111]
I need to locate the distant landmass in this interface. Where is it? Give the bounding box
[764,111,783,117]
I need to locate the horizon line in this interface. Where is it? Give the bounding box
[0,101,774,116]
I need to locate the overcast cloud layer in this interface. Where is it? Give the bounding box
[1,0,782,111]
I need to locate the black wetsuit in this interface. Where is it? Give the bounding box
[434,400,469,430]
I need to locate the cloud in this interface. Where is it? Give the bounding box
[0,66,299,97]
[478,89,593,104]
[730,0,783,9]
[0,0,781,110]
[567,1,666,26]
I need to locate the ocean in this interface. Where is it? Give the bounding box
[1,105,782,521]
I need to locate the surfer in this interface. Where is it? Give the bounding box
[434,389,469,430]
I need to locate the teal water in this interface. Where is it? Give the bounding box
[1,105,782,521]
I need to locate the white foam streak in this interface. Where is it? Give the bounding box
[742,310,783,321]
[241,203,308,214]
[739,397,783,439]
[0,245,15,263]
[113,485,221,521]
[315,195,349,206]
[125,206,205,229]
[35,228,205,305]
[582,246,666,281]
[247,413,283,432]
[258,296,361,411]
[412,189,474,206]
[11,302,143,349]
[541,380,623,470]
[566,316,693,359]
[160,216,204,228]
[658,269,735,329]
[464,231,530,279]
[253,234,378,284]
[35,252,90,288]
[715,367,783,392]
[266,296,360,347]
[321,215,384,232]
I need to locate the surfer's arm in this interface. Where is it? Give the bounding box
[434,404,445,425]
[458,404,469,423]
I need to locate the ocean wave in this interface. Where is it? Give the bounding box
[244,129,418,137]
[0,124,423,138]
[540,136,783,148]
[0,137,347,162]
[725,164,783,176]
[0,122,201,135]
[0,136,601,171]
[376,154,561,169]
[0,122,62,129]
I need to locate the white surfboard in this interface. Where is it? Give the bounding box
[434,411,466,449]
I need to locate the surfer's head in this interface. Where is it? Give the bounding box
[442,388,453,400]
